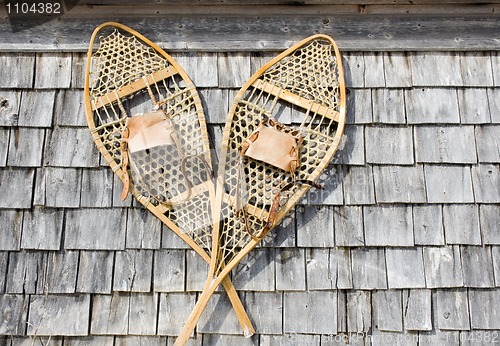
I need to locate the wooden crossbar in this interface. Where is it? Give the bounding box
[91,66,178,110]
[252,78,340,122]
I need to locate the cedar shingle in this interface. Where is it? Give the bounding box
[7,128,45,167]
[386,248,426,289]
[284,291,337,334]
[384,52,412,88]
[345,89,373,124]
[0,252,6,293]
[54,90,86,126]
[365,126,414,165]
[0,168,35,208]
[37,167,81,208]
[171,52,218,88]
[364,52,386,88]
[65,208,126,250]
[332,125,365,165]
[413,205,445,246]
[364,205,413,247]
[126,208,162,249]
[343,165,375,205]
[347,290,371,332]
[423,246,464,288]
[305,165,344,205]
[443,204,481,245]
[218,52,251,88]
[458,88,491,124]
[487,88,500,123]
[45,251,78,294]
[128,293,157,335]
[403,289,432,331]
[275,248,306,290]
[334,206,364,247]
[153,249,185,292]
[260,214,296,248]
[91,293,129,335]
[18,90,56,127]
[475,125,500,163]
[435,289,471,330]
[492,52,500,86]
[233,248,275,291]
[198,292,242,335]
[243,292,283,334]
[77,251,114,294]
[372,89,406,124]
[471,164,500,203]
[296,205,334,247]
[343,53,365,88]
[0,210,22,250]
[114,250,153,292]
[0,53,35,88]
[45,127,100,167]
[405,88,460,124]
[250,51,278,75]
[424,165,474,203]
[410,52,463,86]
[0,90,21,126]
[480,205,500,244]
[185,250,208,291]
[493,246,500,287]
[351,248,387,289]
[80,168,114,208]
[460,52,494,87]
[373,290,403,332]
[0,294,28,335]
[415,126,477,163]
[161,224,190,250]
[71,53,86,89]
[306,248,350,290]
[461,246,495,288]
[21,207,63,250]
[0,129,8,167]
[28,295,90,336]
[373,165,426,203]
[469,290,500,329]
[34,53,72,89]
[157,293,196,336]
[199,88,229,124]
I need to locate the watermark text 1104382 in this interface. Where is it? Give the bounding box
[2,0,80,32]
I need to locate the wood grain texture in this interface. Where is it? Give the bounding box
[275,248,306,291]
[21,207,63,250]
[0,91,21,126]
[423,246,464,288]
[405,88,460,124]
[333,125,365,165]
[471,164,500,203]
[461,246,495,287]
[345,89,372,124]
[233,248,275,291]
[424,165,474,203]
[77,250,114,294]
[371,88,406,124]
[403,289,432,331]
[0,54,35,88]
[458,88,491,124]
[373,165,426,203]
[342,165,375,205]
[493,246,500,287]
[488,88,500,123]
[0,294,28,335]
[198,292,242,335]
[373,290,403,332]
[7,128,45,167]
[40,167,82,208]
[347,290,371,332]
[296,205,334,247]
[45,127,100,167]
[386,248,426,289]
[383,52,412,87]
[351,248,387,289]
[126,208,162,249]
[0,209,22,250]
[91,293,130,335]
[54,89,86,126]
[6,251,47,294]
[435,289,470,330]
[0,168,35,208]
[469,290,500,329]
[334,206,364,247]
[80,168,114,208]
[365,126,414,164]
[475,125,500,163]
[363,205,414,246]
[243,292,283,334]
[128,293,158,335]
[18,90,56,127]
[114,250,153,292]
[410,52,463,86]
[0,129,8,167]
[45,251,79,293]
[153,250,185,292]
[413,205,445,246]
[460,52,494,87]
[480,205,500,244]
[34,53,72,89]
[443,204,481,245]
[157,293,196,336]
[217,52,251,88]
[170,52,218,88]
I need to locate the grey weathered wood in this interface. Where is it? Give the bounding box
[415,125,477,163]
[460,52,494,87]
[373,165,426,203]
[403,289,432,331]
[126,208,162,249]
[334,206,364,247]
[65,208,127,250]
[0,252,7,292]
[0,90,21,126]
[18,90,56,127]
[243,292,283,334]
[153,249,185,292]
[161,223,190,250]
[481,205,500,244]
[114,250,153,292]
[488,88,500,123]
[261,334,320,346]
[306,248,334,290]
[45,127,100,167]
[28,294,90,336]
[475,125,500,163]
[363,52,386,88]
[71,53,87,89]
[468,289,500,329]
[0,210,22,250]
[386,248,426,288]
[345,89,372,124]
[233,248,275,291]
[112,174,133,207]
[413,205,445,245]
[199,89,229,124]
[217,52,251,88]
[365,126,414,164]
[458,88,491,124]
[296,205,334,247]
[423,246,464,288]
[39,167,82,208]
[410,52,463,86]
[260,212,296,248]
[203,335,258,346]
[170,52,218,88]
[80,168,113,208]
[91,293,130,335]
[198,292,243,335]
[250,51,277,75]
[371,331,418,346]
[45,251,79,293]
[34,53,72,89]
[65,336,115,346]
[21,207,63,250]
[424,165,474,203]
[305,165,344,205]
[275,248,306,291]
[342,165,375,205]
[0,169,35,208]
[493,246,500,286]
[364,205,414,246]
[115,336,167,346]
[185,250,208,291]
[372,88,406,124]
[435,289,471,330]
[419,330,460,346]
[7,128,45,167]
[0,53,35,88]
[351,248,387,289]
[461,246,495,287]
[54,90,86,127]
[471,164,500,203]
[405,88,460,124]
[373,290,403,332]
[337,290,347,334]
[332,125,365,165]
[493,52,500,87]
[0,129,8,167]
[443,204,481,245]
[0,294,29,335]
[284,291,337,334]
[343,53,365,88]
[128,293,157,335]
[384,52,412,88]
[77,251,114,294]
[157,292,196,336]
[347,290,371,332]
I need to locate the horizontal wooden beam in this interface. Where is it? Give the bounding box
[0,4,499,52]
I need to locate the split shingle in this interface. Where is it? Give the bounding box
[373,290,403,332]
[475,125,500,163]
[7,128,45,167]
[77,251,114,294]
[90,293,129,335]
[18,90,56,127]
[233,248,275,291]
[406,88,460,124]
[471,164,500,203]
[34,53,72,89]
[493,246,500,287]
[347,290,371,332]
[364,206,413,247]
[488,88,500,123]
[435,289,471,330]
[284,291,337,334]
[45,251,79,293]
[423,246,464,288]
[351,248,387,290]
[0,169,34,209]
[469,289,500,329]
[373,165,426,203]
[21,207,63,250]
[0,294,28,335]
[36,167,82,208]
[386,248,426,289]
[306,248,351,290]
[296,205,334,247]
[275,248,305,291]
[0,53,35,88]
[0,90,21,126]
[403,289,432,331]
[0,210,23,250]
[424,165,474,203]
[365,126,414,164]
[114,250,153,292]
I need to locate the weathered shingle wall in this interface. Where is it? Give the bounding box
[0,50,499,345]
